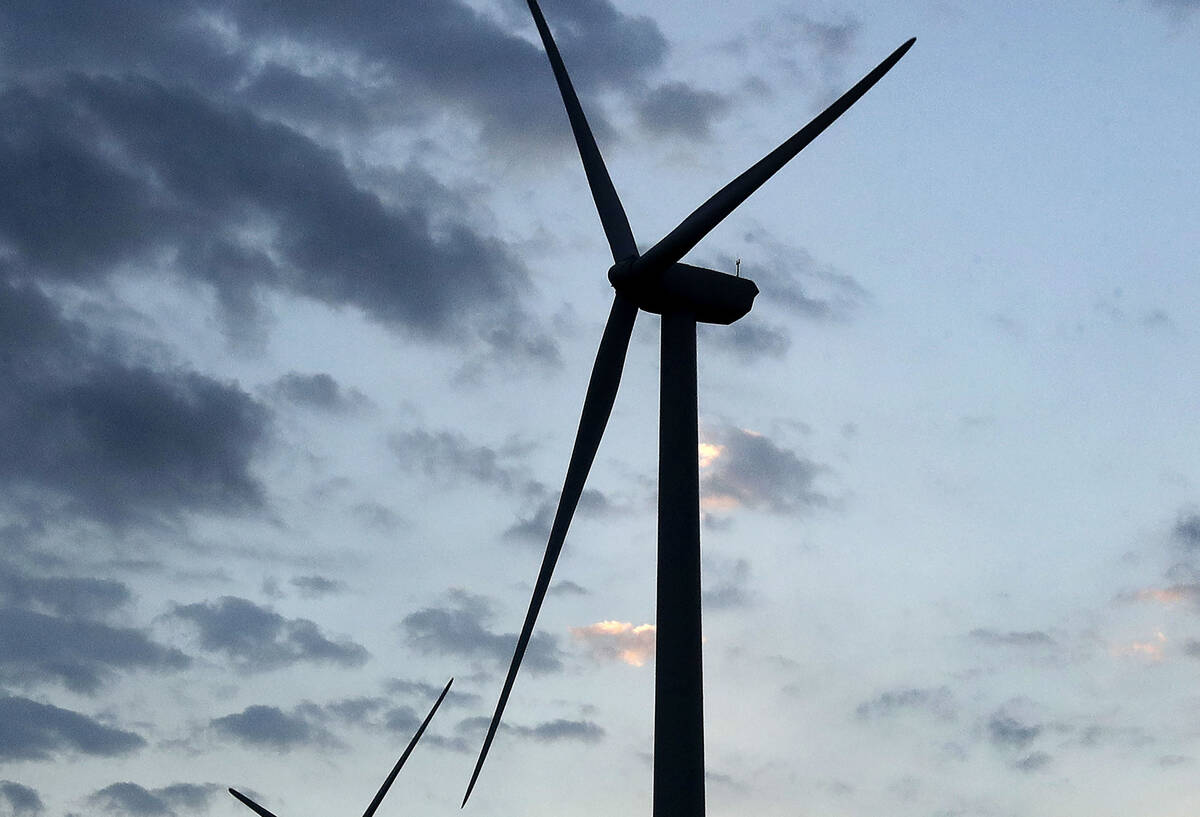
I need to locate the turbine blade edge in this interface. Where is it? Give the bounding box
[228,788,282,817]
[635,37,916,275]
[527,0,638,262]
[462,293,639,807]
[361,678,454,817]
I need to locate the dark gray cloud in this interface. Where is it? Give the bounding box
[401,589,563,674]
[855,686,955,721]
[89,782,219,817]
[211,704,335,752]
[725,10,862,101]
[0,76,535,352]
[0,696,145,760]
[0,0,666,148]
[1013,751,1051,773]
[391,430,539,496]
[323,696,389,726]
[456,715,603,744]
[268,373,367,414]
[636,82,732,140]
[171,596,368,672]
[0,781,43,816]
[702,557,752,610]
[715,230,869,322]
[503,488,617,544]
[969,629,1056,648]
[701,424,828,515]
[0,568,130,618]
[698,318,791,362]
[1175,513,1200,549]
[988,715,1041,749]
[289,575,345,599]
[0,282,269,526]
[547,579,589,597]
[384,678,481,709]
[0,607,190,694]
[1150,0,1200,17]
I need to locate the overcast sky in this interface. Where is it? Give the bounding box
[2,1,1199,816]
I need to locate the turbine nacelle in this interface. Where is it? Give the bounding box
[609,258,757,325]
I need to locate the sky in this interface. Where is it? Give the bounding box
[1,0,1199,816]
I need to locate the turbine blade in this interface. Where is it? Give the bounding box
[228,789,281,817]
[463,293,639,807]
[634,37,916,276]
[361,678,454,817]
[527,0,638,262]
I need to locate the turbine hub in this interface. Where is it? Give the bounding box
[607,257,638,289]
[610,261,758,325]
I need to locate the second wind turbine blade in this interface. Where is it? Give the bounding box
[228,788,281,817]
[361,678,454,817]
[633,37,915,277]
[526,0,638,262]
[463,292,639,807]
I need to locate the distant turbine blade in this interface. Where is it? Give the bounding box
[527,0,638,262]
[634,37,916,276]
[463,293,639,807]
[361,678,454,817]
[228,788,281,817]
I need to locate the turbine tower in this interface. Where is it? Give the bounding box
[229,678,453,817]
[464,3,913,814]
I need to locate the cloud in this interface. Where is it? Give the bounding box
[391,430,538,496]
[1014,751,1052,773]
[0,781,44,816]
[503,488,617,544]
[400,589,564,673]
[1149,0,1200,18]
[636,82,732,140]
[0,281,270,526]
[855,686,955,721]
[0,696,145,760]
[268,373,367,413]
[0,568,130,618]
[698,318,791,362]
[0,607,190,694]
[1174,513,1200,549]
[699,425,828,515]
[571,621,656,667]
[89,782,219,817]
[969,629,1057,648]
[702,557,752,610]
[171,596,368,672]
[988,714,1041,749]
[0,76,533,345]
[322,696,389,727]
[384,678,480,709]
[1122,584,1200,607]
[289,575,346,599]
[456,715,604,744]
[726,10,862,99]
[548,580,589,597]
[210,704,335,752]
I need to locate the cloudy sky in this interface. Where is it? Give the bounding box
[2,1,1199,815]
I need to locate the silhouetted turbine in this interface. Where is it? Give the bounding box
[462,1,913,814]
[229,678,453,817]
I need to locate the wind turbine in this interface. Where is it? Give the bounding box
[229,678,453,817]
[463,2,913,814]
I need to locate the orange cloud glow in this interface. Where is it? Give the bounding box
[1111,631,1167,661]
[698,443,724,468]
[571,620,656,666]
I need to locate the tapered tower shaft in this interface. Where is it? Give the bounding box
[655,308,705,817]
